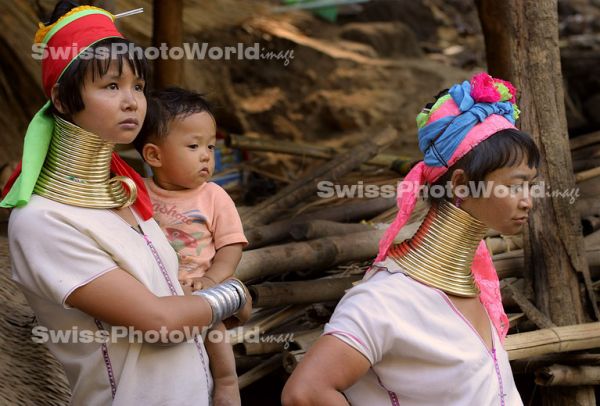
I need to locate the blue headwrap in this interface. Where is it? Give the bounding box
[418,80,517,167]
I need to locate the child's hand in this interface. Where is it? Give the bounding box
[222,280,252,329]
[191,275,217,291]
[212,375,241,406]
[179,279,194,296]
[177,254,201,280]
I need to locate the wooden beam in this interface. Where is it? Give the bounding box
[152,0,183,88]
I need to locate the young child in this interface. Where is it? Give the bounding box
[283,73,538,405]
[134,87,248,405]
[3,2,250,405]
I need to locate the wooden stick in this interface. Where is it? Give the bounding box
[289,220,372,241]
[512,354,600,375]
[238,353,283,389]
[505,322,600,360]
[575,166,600,183]
[234,341,286,356]
[249,276,361,308]
[501,280,556,329]
[228,134,411,168]
[576,197,600,218]
[535,364,600,386]
[237,222,419,282]
[494,245,600,280]
[230,305,305,345]
[241,127,398,227]
[283,350,305,374]
[245,197,396,249]
[570,131,600,151]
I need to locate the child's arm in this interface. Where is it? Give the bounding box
[205,322,240,406]
[192,243,243,290]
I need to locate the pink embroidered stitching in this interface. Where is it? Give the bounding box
[94,319,117,398]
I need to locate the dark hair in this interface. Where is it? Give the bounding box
[46,1,149,117]
[431,128,540,200]
[133,87,213,156]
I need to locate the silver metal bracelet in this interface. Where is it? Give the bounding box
[192,279,247,326]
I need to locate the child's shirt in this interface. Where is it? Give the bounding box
[145,178,247,280]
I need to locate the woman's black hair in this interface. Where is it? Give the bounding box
[46,1,149,117]
[431,128,540,200]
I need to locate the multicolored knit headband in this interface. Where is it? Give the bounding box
[374,73,520,341]
[0,6,152,220]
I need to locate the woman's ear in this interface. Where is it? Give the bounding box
[142,143,162,168]
[450,169,467,188]
[50,84,66,114]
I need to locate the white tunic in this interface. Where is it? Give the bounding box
[9,195,212,405]
[323,258,522,406]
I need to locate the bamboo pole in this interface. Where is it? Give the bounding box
[536,364,600,386]
[249,276,361,308]
[241,127,398,227]
[504,322,600,361]
[245,197,395,250]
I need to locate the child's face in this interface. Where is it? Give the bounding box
[69,61,146,144]
[153,111,217,191]
[459,160,538,235]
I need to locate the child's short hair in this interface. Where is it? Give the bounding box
[47,2,148,117]
[134,87,213,156]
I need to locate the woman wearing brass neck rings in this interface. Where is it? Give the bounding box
[1,2,250,405]
[283,73,539,406]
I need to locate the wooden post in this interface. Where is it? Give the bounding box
[152,0,183,88]
[477,1,598,403]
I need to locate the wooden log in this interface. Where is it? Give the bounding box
[512,354,600,375]
[234,341,286,356]
[237,222,419,282]
[501,280,556,329]
[227,133,413,168]
[289,220,372,241]
[484,235,522,256]
[582,215,600,235]
[238,353,283,389]
[575,167,600,183]
[570,131,600,151]
[576,197,600,218]
[230,305,305,345]
[573,158,600,173]
[152,0,183,88]
[249,276,361,308]
[494,245,600,280]
[536,364,600,386]
[504,322,600,361]
[283,350,305,374]
[245,197,396,249]
[241,127,398,227]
